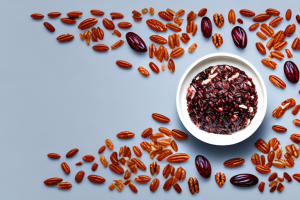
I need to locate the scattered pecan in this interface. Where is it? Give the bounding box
[269,76,286,89]
[150,7,155,15]
[215,172,226,187]
[213,13,224,28]
[253,13,271,22]
[261,58,277,69]
[249,23,259,31]
[187,11,196,21]
[188,177,199,194]
[254,139,270,154]
[240,9,255,17]
[198,8,207,17]
[150,178,160,192]
[212,33,223,48]
[228,9,236,24]
[291,37,300,50]
[284,24,296,37]
[258,182,265,192]
[142,8,148,14]
[269,51,285,60]
[256,42,266,55]
[286,9,292,20]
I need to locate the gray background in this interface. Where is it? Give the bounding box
[1,0,300,199]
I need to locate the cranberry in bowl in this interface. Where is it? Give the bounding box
[176,53,267,146]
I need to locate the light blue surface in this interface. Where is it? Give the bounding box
[1,0,300,199]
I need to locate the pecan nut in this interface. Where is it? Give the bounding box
[213,13,224,28]
[253,13,271,22]
[57,182,72,189]
[150,35,167,44]
[44,178,63,185]
[134,175,151,183]
[102,18,115,30]
[166,23,182,32]
[100,155,108,167]
[87,175,106,183]
[269,17,283,27]
[266,8,280,16]
[110,12,124,20]
[150,178,160,192]
[31,13,44,19]
[286,9,292,20]
[78,18,98,30]
[255,165,271,174]
[116,60,132,69]
[44,22,55,32]
[261,58,277,69]
[198,8,207,17]
[188,177,199,194]
[269,51,285,60]
[109,164,124,174]
[285,24,296,37]
[254,139,270,154]
[256,42,266,55]
[249,23,259,31]
[258,182,265,192]
[48,12,61,18]
[116,131,135,139]
[285,49,293,58]
[172,129,188,140]
[56,34,74,42]
[228,9,236,24]
[92,44,109,51]
[158,11,173,21]
[251,153,261,165]
[260,23,274,37]
[215,172,226,187]
[212,33,223,48]
[117,22,132,28]
[269,76,286,89]
[75,170,85,183]
[90,10,105,16]
[47,153,61,159]
[146,19,167,32]
[223,158,245,167]
[166,153,189,163]
[111,40,124,49]
[291,37,300,50]
[61,162,70,174]
[67,11,82,18]
[290,133,300,144]
[240,9,255,17]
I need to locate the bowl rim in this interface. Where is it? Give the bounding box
[176,52,267,146]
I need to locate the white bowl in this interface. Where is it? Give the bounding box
[176,53,267,146]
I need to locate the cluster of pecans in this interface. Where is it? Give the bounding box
[252,136,300,192]
[44,113,192,193]
[272,98,300,125]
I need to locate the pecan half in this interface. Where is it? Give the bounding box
[90,10,105,16]
[256,42,266,55]
[102,18,115,30]
[249,23,259,31]
[67,11,82,18]
[111,40,124,49]
[172,129,188,140]
[166,23,182,32]
[269,51,285,60]
[78,18,98,30]
[256,165,271,174]
[75,171,85,183]
[48,12,61,18]
[251,153,261,165]
[188,43,197,53]
[228,9,236,24]
[258,182,265,192]
[57,182,72,189]
[215,172,226,187]
[261,58,277,69]
[44,22,55,32]
[256,32,267,40]
[253,13,271,22]
[100,155,108,167]
[286,9,292,20]
[93,44,109,51]
[88,175,105,183]
[150,178,160,192]
[284,172,292,182]
[188,177,199,194]
[269,76,286,89]
[116,60,132,69]
[269,17,283,27]
[47,153,60,159]
[285,24,296,37]
[212,33,223,48]
[260,23,274,37]
[158,11,173,21]
[166,153,189,163]
[266,8,280,16]
[240,9,255,17]
[168,59,175,73]
[150,7,155,15]
[198,8,207,17]
[31,13,44,19]
[134,175,151,183]
[291,37,300,50]
[223,158,245,167]
[254,139,270,154]
[56,34,74,42]
[213,13,224,28]
[109,164,124,174]
[187,11,196,21]
[285,49,293,58]
[268,172,278,182]
[290,133,300,144]
[44,178,63,185]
